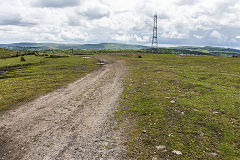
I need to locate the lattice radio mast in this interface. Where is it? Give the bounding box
[152,14,158,52]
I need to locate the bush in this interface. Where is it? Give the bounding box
[47,55,69,58]
[20,56,26,61]
[138,55,142,58]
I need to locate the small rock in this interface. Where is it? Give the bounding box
[162,150,168,152]
[211,152,218,156]
[170,100,176,104]
[143,130,147,133]
[152,157,158,160]
[193,109,199,112]
[165,97,170,99]
[213,111,219,114]
[156,145,166,150]
[104,142,109,145]
[0,97,2,99]
[172,150,182,155]
[199,131,204,137]
[168,133,173,137]
[181,112,184,115]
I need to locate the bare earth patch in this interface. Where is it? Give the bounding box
[0,59,126,160]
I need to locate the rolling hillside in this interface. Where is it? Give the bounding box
[0,43,149,50]
[0,48,18,58]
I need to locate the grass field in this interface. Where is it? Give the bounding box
[118,54,240,159]
[0,50,239,159]
[0,48,19,58]
[0,55,98,113]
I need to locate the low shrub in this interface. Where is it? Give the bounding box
[20,56,26,61]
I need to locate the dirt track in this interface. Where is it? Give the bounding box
[0,58,125,160]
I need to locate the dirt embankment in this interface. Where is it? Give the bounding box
[0,57,126,160]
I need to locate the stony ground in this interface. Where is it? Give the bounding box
[0,58,126,160]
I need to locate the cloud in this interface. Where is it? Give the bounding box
[113,34,131,42]
[0,0,240,47]
[177,0,200,6]
[32,0,81,8]
[113,34,150,43]
[210,30,222,39]
[0,11,37,26]
[78,7,110,20]
[0,13,21,25]
[193,35,204,39]
[158,14,169,20]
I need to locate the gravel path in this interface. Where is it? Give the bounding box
[0,58,125,160]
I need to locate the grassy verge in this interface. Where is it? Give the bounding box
[0,48,20,58]
[0,55,98,113]
[119,54,240,159]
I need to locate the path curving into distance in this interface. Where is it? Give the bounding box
[0,57,126,160]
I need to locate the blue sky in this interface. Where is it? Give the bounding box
[0,0,240,48]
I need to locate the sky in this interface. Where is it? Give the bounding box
[0,0,240,48]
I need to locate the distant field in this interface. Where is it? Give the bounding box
[118,54,240,159]
[0,55,98,113]
[0,48,19,58]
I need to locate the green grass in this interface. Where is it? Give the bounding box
[1,52,239,159]
[0,48,19,58]
[0,55,98,113]
[0,55,44,68]
[118,54,240,159]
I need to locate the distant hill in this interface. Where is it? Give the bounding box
[1,43,240,57]
[0,43,149,50]
[165,46,240,56]
[172,46,240,53]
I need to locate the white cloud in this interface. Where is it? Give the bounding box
[114,34,131,42]
[210,30,222,39]
[0,0,240,47]
[134,35,149,42]
[0,12,22,25]
[162,32,186,39]
[194,35,204,39]
[113,34,149,43]
[32,0,81,8]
